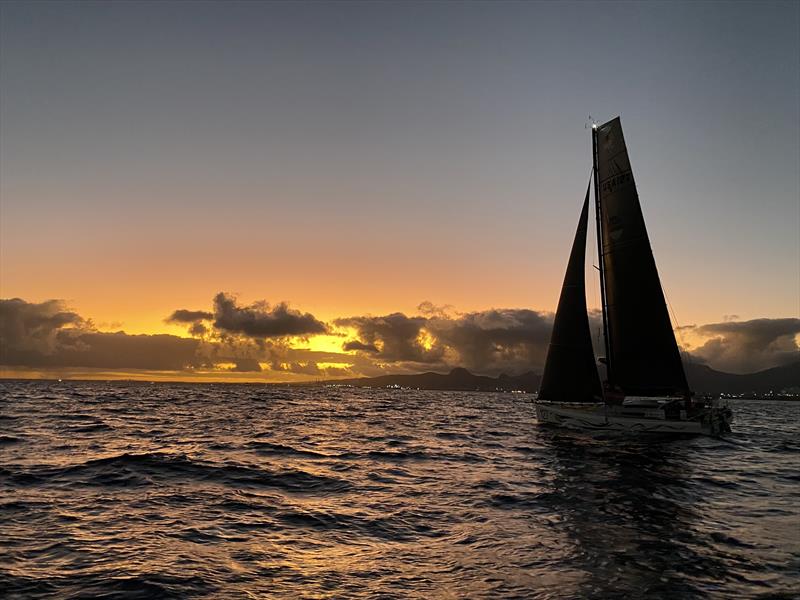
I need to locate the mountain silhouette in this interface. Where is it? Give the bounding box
[322,368,541,392]
[317,361,799,395]
[685,360,799,394]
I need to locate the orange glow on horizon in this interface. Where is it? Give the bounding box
[0,366,340,384]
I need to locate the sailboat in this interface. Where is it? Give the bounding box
[535,117,733,435]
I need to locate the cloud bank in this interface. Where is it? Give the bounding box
[170,292,327,338]
[2,295,797,379]
[685,318,800,373]
[336,306,564,376]
[1,298,204,371]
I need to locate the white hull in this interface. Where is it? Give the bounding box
[535,402,732,436]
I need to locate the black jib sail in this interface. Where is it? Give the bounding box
[538,180,603,403]
[594,117,689,396]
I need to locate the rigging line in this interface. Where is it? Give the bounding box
[583,166,595,195]
[647,200,690,369]
[660,276,690,366]
[638,173,689,371]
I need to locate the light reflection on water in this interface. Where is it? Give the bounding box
[1,381,798,598]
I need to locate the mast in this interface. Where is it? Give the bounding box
[592,124,612,386]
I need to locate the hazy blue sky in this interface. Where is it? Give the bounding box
[1,1,798,332]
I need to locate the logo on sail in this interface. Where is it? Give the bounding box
[601,172,632,194]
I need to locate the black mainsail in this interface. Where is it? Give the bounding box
[593,117,689,396]
[538,180,602,403]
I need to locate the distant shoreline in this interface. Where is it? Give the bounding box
[1,377,798,402]
[2,359,798,400]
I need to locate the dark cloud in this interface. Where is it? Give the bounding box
[322,366,352,378]
[49,331,204,370]
[276,362,322,376]
[337,308,562,375]
[265,359,359,378]
[336,312,443,364]
[1,298,85,356]
[688,318,800,373]
[212,293,328,338]
[342,340,379,353]
[1,298,204,371]
[279,347,387,377]
[166,294,329,340]
[229,358,262,372]
[166,309,214,323]
[189,322,208,337]
[417,301,453,318]
[427,308,553,374]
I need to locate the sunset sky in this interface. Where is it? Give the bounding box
[1,1,798,381]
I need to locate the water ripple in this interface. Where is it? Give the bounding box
[1,381,798,598]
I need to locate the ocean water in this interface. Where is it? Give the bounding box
[1,381,798,599]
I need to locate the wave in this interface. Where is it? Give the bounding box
[435,431,472,440]
[1,383,798,599]
[274,506,443,542]
[247,440,330,459]
[70,422,114,433]
[365,449,433,461]
[4,452,352,493]
[240,444,485,465]
[62,573,214,599]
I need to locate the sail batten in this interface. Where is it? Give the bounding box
[595,117,690,396]
[538,181,602,403]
